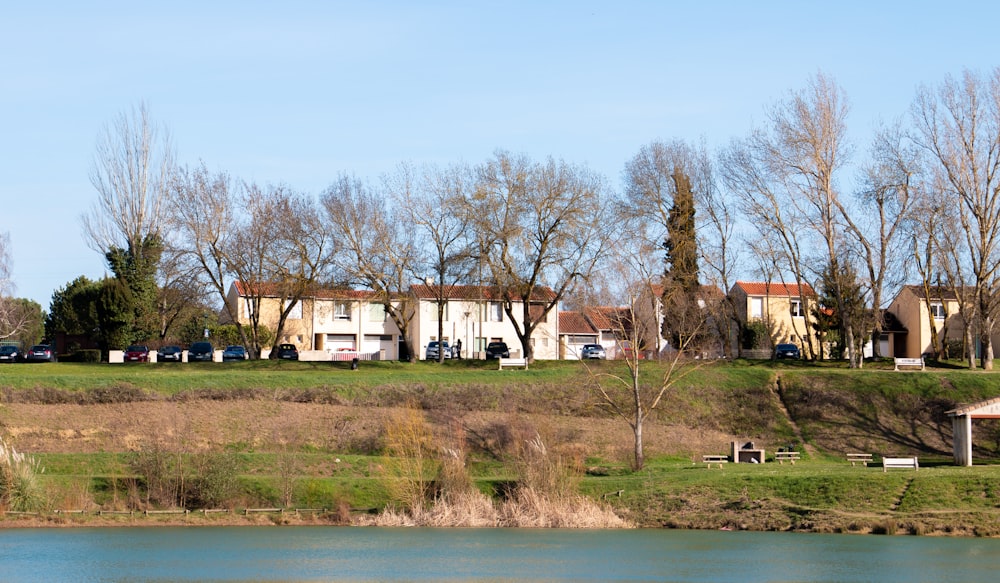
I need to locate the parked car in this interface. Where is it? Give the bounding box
[425,341,452,360]
[188,341,214,362]
[775,343,801,359]
[124,345,150,362]
[484,342,510,359]
[0,345,21,363]
[25,344,55,363]
[581,344,606,360]
[276,343,299,360]
[222,345,248,361]
[157,345,182,362]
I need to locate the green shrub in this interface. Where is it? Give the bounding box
[76,349,102,363]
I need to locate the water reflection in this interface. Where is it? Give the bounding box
[1,527,999,582]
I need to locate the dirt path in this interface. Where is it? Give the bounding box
[771,374,818,456]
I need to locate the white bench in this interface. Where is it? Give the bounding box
[894,357,924,371]
[498,357,528,370]
[882,456,919,472]
[702,454,729,469]
[847,453,874,467]
[775,451,800,465]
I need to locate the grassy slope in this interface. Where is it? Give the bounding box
[3,358,1000,534]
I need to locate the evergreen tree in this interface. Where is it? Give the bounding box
[105,234,162,344]
[660,169,702,350]
[46,276,101,339]
[814,258,866,361]
[97,278,134,351]
[663,170,698,292]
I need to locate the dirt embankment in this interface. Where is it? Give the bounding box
[1,398,736,462]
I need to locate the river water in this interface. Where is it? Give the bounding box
[2,526,998,582]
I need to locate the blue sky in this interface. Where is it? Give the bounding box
[2,1,998,309]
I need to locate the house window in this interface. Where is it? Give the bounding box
[750,297,763,319]
[334,301,351,321]
[930,302,945,319]
[369,303,386,322]
[283,300,302,320]
[488,302,503,322]
[790,299,803,318]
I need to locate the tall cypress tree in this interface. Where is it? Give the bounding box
[664,170,698,292]
[661,169,702,350]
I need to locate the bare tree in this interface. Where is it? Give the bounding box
[165,164,250,347]
[82,102,174,343]
[846,121,921,358]
[221,182,330,358]
[322,172,420,362]
[0,232,33,342]
[935,202,979,366]
[589,237,707,470]
[772,74,858,366]
[261,190,336,358]
[720,131,816,359]
[622,140,713,258]
[721,74,859,363]
[82,102,173,255]
[622,139,714,355]
[468,151,609,362]
[404,163,476,362]
[910,68,1000,370]
[0,232,10,296]
[698,153,741,358]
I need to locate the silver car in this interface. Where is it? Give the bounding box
[581,344,606,359]
[425,341,452,360]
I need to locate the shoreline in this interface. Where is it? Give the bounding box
[1,510,993,538]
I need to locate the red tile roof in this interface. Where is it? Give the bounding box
[585,306,631,331]
[559,311,596,334]
[233,281,378,300]
[734,281,815,297]
[410,284,557,302]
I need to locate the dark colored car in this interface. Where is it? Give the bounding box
[124,345,149,362]
[775,343,800,359]
[485,342,510,359]
[581,344,606,360]
[157,345,182,362]
[276,343,299,360]
[188,341,214,362]
[0,345,21,363]
[222,345,248,361]
[25,344,56,362]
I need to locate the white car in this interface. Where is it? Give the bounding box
[425,341,452,360]
[581,344,606,359]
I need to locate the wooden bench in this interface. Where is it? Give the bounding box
[882,456,919,472]
[894,357,925,371]
[702,454,729,469]
[847,453,874,467]
[498,357,528,370]
[774,451,800,465]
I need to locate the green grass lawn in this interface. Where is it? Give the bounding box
[0,358,602,394]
